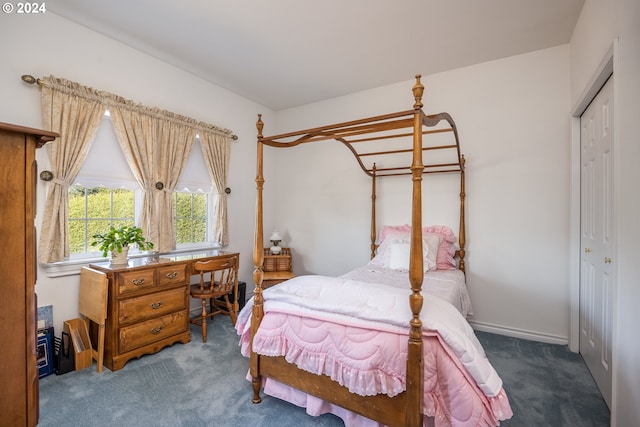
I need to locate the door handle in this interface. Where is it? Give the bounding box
[584,248,591,253]
[604,257,612,264]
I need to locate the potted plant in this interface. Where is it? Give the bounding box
[91,225,154,264]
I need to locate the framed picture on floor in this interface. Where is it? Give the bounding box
[37,327,54,378]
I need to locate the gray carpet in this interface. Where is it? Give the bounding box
[476,331,610,426]
[39,320,609,426]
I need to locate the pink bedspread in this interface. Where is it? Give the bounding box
[236,276,512,426]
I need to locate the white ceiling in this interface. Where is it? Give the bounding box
[48,0,584,111]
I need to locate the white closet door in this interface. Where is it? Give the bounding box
[579,76,613,408]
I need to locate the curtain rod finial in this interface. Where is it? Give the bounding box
[21,74,42,86]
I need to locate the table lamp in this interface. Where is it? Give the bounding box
[269,230,282,254]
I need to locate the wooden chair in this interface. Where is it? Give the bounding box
[78,267,108,372]
[189,255,239,343]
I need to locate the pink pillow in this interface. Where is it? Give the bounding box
[377,224,411,244]
[422,225,457,270]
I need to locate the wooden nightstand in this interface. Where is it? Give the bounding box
[262,247,294,288]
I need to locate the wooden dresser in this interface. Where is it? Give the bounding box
[0,122,57,427]
[90,250,239,371]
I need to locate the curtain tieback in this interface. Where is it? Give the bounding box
[143,184,173,193]
[154,181,172,193]
[51,178,69,188]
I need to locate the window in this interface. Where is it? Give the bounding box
[68,186,135,255]
[173,191,208,245]
[66,113,218,260]
[171,137,218,248]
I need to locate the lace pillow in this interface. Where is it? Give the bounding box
[378,232,442,272]
[373,225,455,271]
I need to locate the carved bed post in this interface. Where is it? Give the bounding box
[251,114,266,403]
[370,163,377,259]
[406,75,425,427]
[458,155,466,273]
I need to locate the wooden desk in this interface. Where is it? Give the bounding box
[90,250,239,371]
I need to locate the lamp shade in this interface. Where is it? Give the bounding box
[270,230,282,242]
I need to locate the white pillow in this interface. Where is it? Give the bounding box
[370,231,408,267]
[382,233,442,272]
[387,242,411,271]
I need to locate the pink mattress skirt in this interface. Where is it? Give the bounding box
[260,376,512,427]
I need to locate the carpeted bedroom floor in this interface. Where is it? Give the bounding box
[38,319,609,426]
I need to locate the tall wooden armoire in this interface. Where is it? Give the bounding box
[0,122,57,426]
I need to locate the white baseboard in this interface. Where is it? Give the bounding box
[469,320,570,347]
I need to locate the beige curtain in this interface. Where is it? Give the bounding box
[155,120,196,251]
[200,131,231,245]
[109,106,158,245]
[38,77,107,263]
[110,104,199,252]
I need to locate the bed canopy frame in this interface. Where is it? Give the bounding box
[251,75,466,427]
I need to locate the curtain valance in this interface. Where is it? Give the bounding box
[41,76,233,138]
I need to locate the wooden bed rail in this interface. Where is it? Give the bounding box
[252,74,465,427]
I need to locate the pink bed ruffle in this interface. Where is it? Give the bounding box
[262,377,511,427]
[238,312,512,426]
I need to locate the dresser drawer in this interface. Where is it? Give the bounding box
[118,269,156,295]
[118,287,186,325]
[118,311,188,354]
[157,264,186,287]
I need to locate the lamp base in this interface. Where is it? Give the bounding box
[270,245,282,255]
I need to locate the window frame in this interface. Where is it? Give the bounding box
[66,184,141,261]
[173,187,218,251]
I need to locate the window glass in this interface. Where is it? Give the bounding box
[68,185,135,256]
[174,191,208,245]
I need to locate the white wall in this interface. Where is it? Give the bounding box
[570,1,640,425]
[274,45,572,343]
[0,13,276,334]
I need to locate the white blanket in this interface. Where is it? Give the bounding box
[239,274,503,398]
[340,265,473,317]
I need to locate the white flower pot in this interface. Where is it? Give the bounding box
[110,246,130,265]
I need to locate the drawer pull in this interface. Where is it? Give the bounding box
[131,277,146,286]
[150,325,164,335]
[166,272,179,280]
[150,302,163,310]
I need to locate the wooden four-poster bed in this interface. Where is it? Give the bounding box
[236,75,512,427]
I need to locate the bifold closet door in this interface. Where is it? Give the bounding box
[579,75,614,408]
